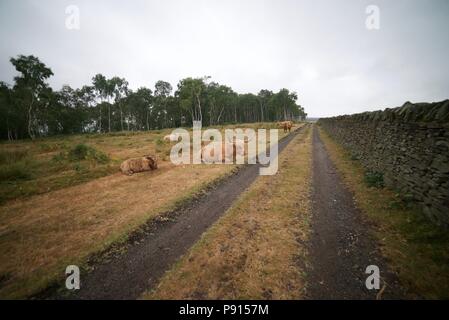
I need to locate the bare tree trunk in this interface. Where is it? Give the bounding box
[120,104,124,131]
[234,105,237,123]
[216,106,224,124]
[209,102,214,126]
[196,94,202,124]
[98,104,102,133]
[7,117,11,141]
[188,105,197,127]
[27,92,35,140]
[146,108,150,131]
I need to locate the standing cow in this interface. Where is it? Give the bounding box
[278,121,293,133]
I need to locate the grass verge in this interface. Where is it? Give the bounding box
[145,126,312,299]
[318,126,449,299]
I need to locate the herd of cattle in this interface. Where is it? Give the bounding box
[119,121,295,175]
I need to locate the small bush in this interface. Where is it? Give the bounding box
[63,144,110,164]
[364,171,384,188]
[68,144,90,161]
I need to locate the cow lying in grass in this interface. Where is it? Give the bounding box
[120,155,158,175]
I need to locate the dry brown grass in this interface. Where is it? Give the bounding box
[318,126,449,299]
[145,126,312,299]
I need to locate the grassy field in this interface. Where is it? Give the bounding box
[318,127,449,299]
[0,123,285,205]
[0,122,299,299]
[145,125,312,299]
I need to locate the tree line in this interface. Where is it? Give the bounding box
[0,55,307,140]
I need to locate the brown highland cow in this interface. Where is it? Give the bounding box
[120,155,158,175]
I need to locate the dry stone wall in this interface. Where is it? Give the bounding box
[318,100,449,227]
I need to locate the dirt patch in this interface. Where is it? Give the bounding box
[306,126,405,299]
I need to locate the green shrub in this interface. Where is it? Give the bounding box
[68,144,90,161]
[59,144,111,164]
[364,171,384,188]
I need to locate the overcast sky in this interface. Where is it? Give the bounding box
[0,0,448,117]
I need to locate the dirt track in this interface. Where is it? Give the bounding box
[306,127,405,299]
[58,126,305,299]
